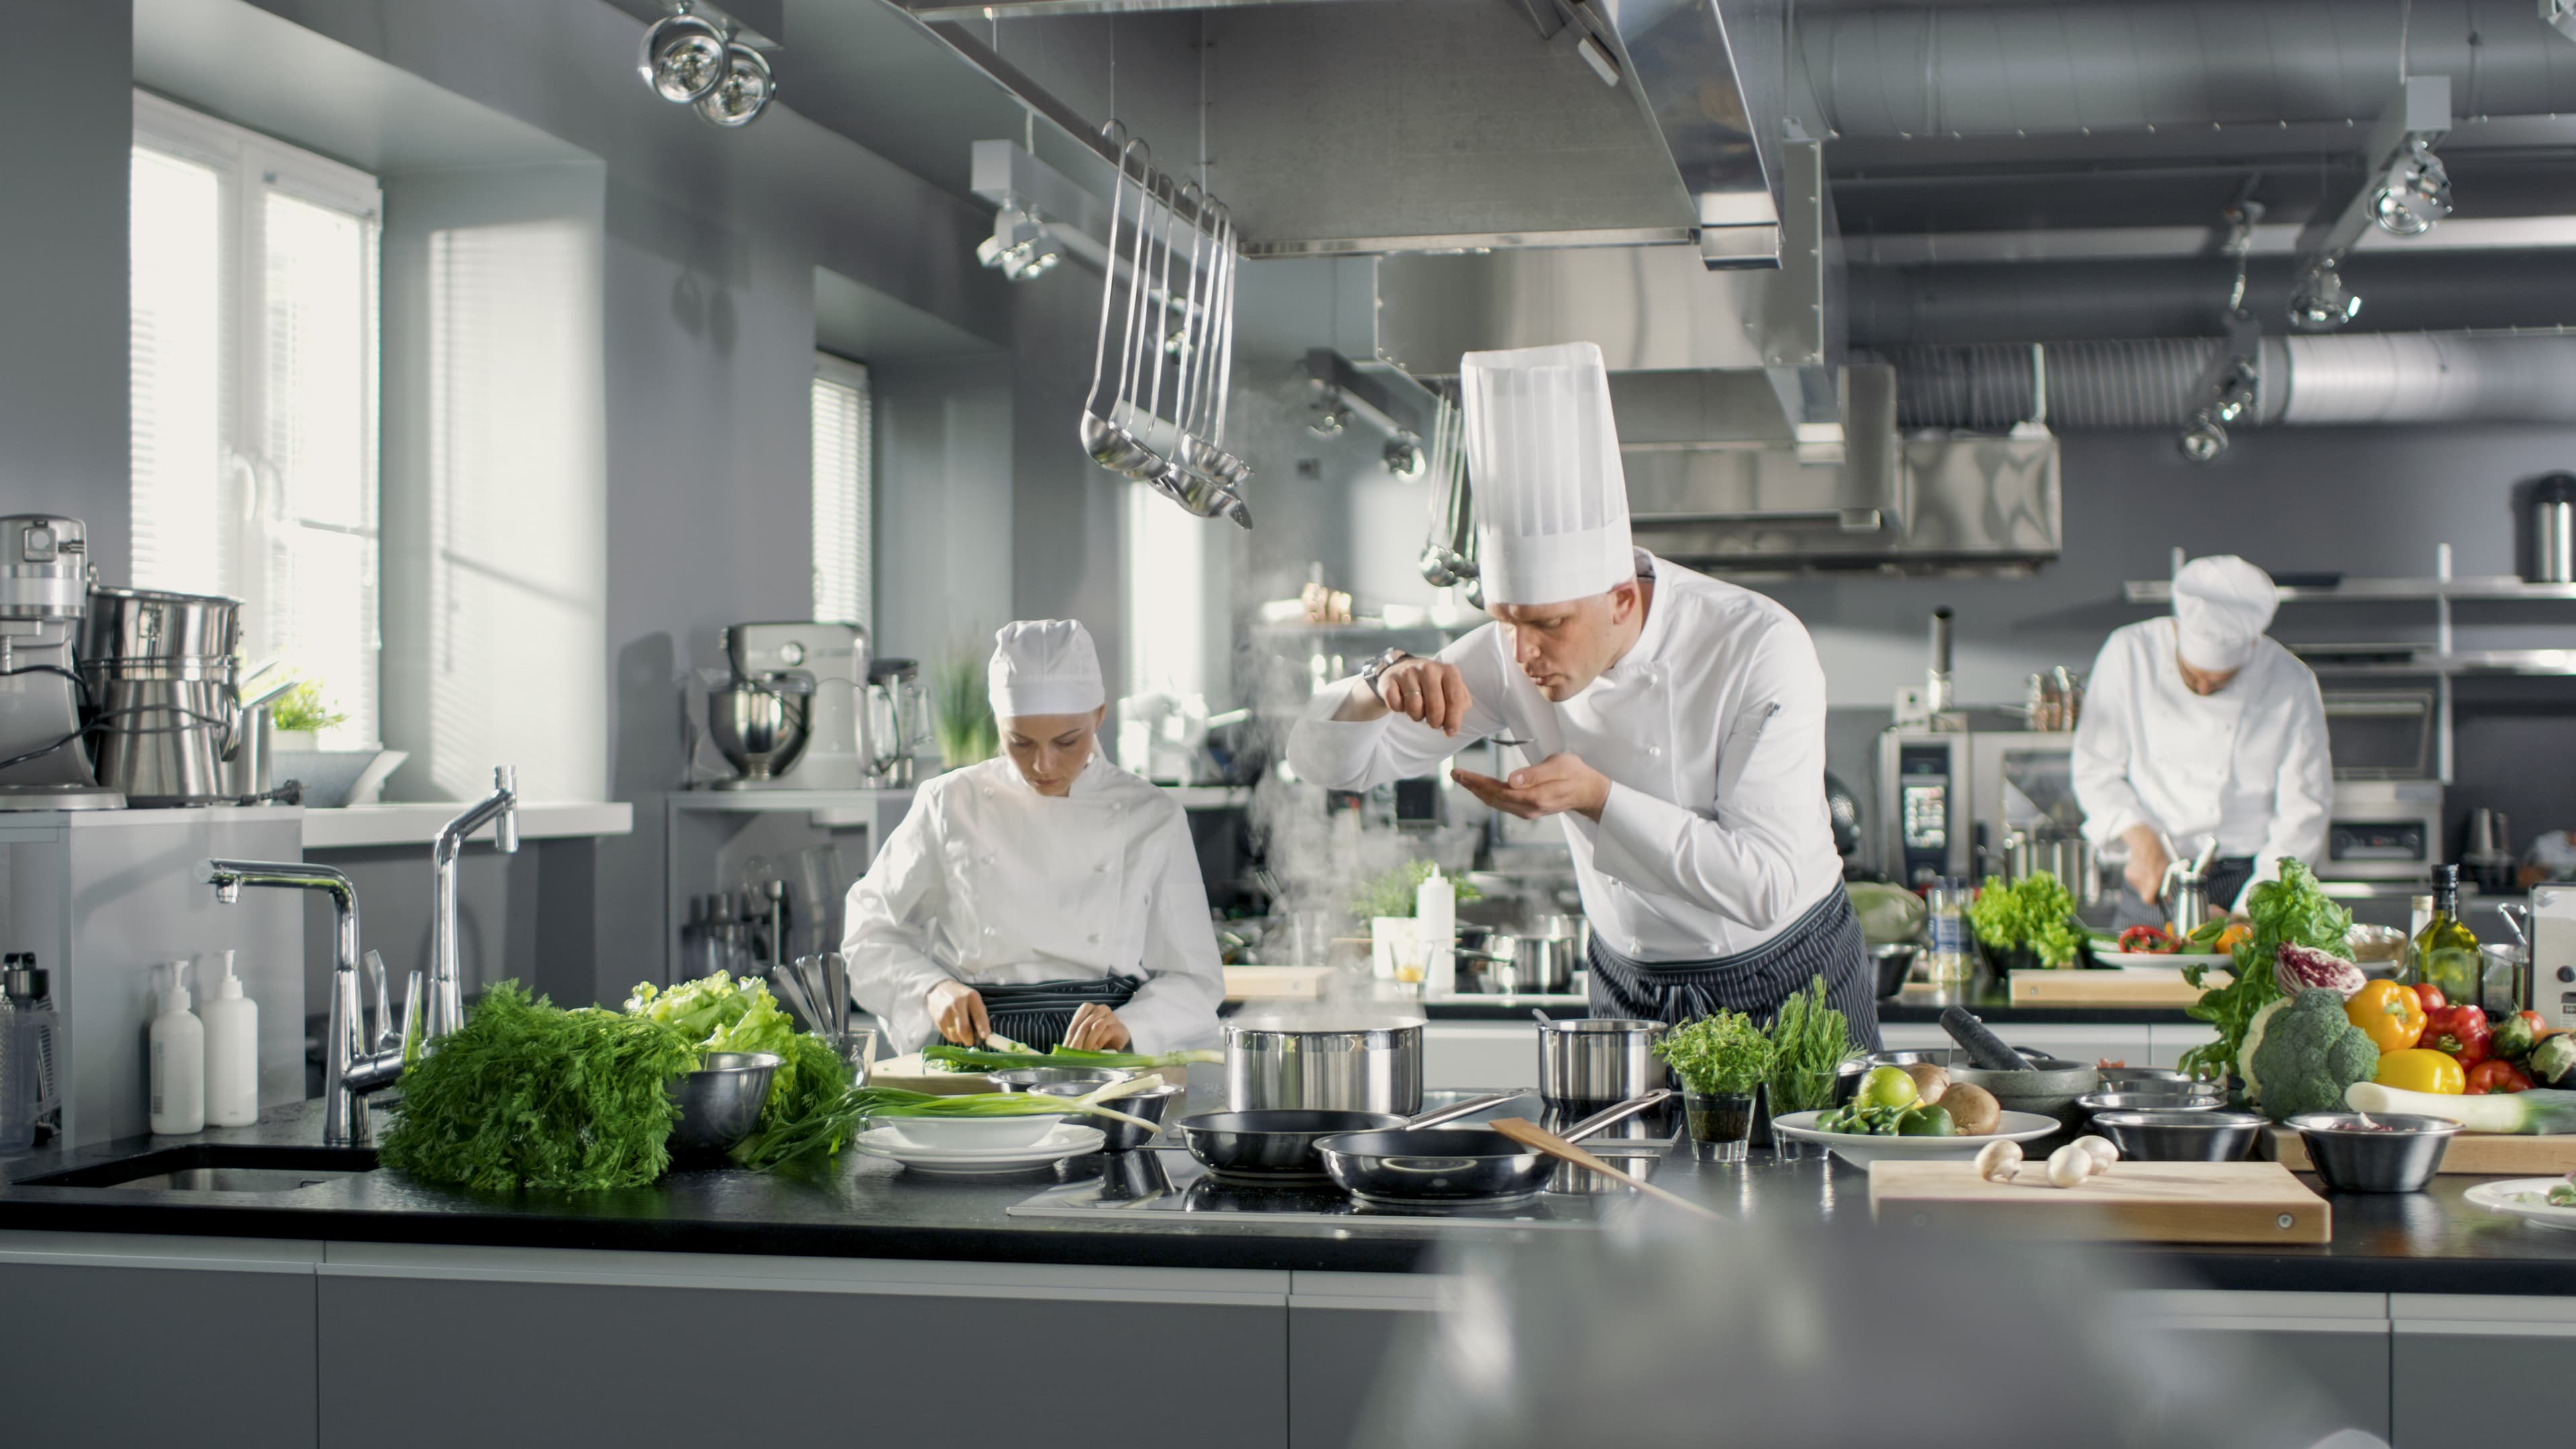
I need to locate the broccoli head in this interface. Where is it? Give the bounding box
[2237,987,2380,1122]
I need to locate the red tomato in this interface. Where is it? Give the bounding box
[2412,983,2447,1014]
[2465,1059,2532,1095]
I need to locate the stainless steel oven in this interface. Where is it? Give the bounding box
[1876,728,2084,888]
[2324,779,2445,881]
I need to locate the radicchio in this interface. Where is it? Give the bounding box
[2274,942,2367,1000]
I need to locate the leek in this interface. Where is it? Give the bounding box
[2344,1082,2576,1134]
[922,1044,1222,1072]
[733,1074,1165,1169]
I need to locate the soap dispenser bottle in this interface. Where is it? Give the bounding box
[200,950,258,1128]
[149,959,205,1134]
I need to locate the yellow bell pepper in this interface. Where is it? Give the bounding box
[2213,922,2253,955]
[2346,979,2428,1054]
[2375,1047,2466,1095]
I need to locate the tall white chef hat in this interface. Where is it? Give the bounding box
[2171,555,2279,672]
[988,619,1104,719]
[1460,341,1634,606]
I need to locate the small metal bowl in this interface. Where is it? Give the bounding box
[1032,1079,1183,1151]
[1871,943,1918,1000]
[989,1067,1138,1093]
[2089,1108,2267,1162]
[666,1051,783,1152]
[2078,1089,2226,1116]
[2285,1112,2461,1193]
[2094,1067,2205,1091]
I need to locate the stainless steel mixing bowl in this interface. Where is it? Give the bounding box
[2285,1112,2461,1193]
[666,1051,783,1152]
[2088,1108,2267,1162]
[708,681,811,782]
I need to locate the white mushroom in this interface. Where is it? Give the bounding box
[1974,1138,2025,1182]
[2074,1135,2119,1171]
[2045,1142,2096,1189]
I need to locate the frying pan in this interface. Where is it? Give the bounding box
[1314,1090,1674,1210]
[1175,1091,1522,1184]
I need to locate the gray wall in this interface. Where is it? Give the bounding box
[873,356,1016,669]
[0,2,131,579]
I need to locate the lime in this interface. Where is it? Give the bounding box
[1855,1065,1919,1112]
[1895,1105,1955,1137]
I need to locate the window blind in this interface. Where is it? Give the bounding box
[811,355,871,630]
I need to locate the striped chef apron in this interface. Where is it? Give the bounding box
[972,974,1144,1053]
[1585,883,1881,1050]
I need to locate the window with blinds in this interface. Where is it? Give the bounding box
[811,354,871,629]
[129,94,382,746]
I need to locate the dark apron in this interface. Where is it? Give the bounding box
[1585,883,1881,1051]
[973,975,1143,1053]
[2110,856,2255,935]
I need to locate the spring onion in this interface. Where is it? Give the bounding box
[921,1044,1221,1072]
[733,1074,1166,1169]
[2345,1081,2576,1134]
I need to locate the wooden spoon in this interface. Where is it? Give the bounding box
[1487,1118,1724,1222]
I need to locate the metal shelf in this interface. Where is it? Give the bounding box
[2127,575,2576,604]
[2306,649,2576,678]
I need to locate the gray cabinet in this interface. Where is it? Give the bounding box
[1288,1272,1448,1449]
[1,1236,319,1448]
[2392,1295,2576,1446]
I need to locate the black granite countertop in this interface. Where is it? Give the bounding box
[9,1087,2573,1293]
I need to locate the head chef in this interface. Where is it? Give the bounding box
[2072,555,2332,926]
[843,619,1222,1055]
[1286,341,1874,1043]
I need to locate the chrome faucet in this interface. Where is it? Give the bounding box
[428,765,519,1043]
[199,859,419,1145]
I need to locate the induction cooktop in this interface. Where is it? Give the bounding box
[1005,1145,1655,1232]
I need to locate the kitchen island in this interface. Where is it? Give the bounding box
[7,1083,2572,1448]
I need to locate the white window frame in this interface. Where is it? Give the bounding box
[131,91,382,742]
[811,352,873,631]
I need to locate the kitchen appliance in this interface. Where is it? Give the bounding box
[2004,832,2100,907]
[0,517,119,808]
[2530,883,2576,1030]
[1876,727,2086,888]
[2324,779,2445,881]
[81,586,250,806]
[2321,688,2436,780]
[2465,806,2515,892]
[708,621,868,790]
[2531,472,2575,584]
[1224,1014,1424,1114]
[864,657,926,787]
[0,953,62,1148]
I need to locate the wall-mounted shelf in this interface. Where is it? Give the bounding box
[2125,575,2576,604]
[2306,649,2576,678]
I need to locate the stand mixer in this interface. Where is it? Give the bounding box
[707,622,869,790]
[0,516,120,810]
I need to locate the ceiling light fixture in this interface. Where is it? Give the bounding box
[695,43,775,128]
[976,203,1063,282]
[2283,75,2451,332]
[2370,138,2451,237]
[2288,258,2363,331]
[1383,437,1426,479]
[637,4,777,129]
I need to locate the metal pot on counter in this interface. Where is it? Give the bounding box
[1224,1014,1424,1114]
[1536,1015,1672,1137]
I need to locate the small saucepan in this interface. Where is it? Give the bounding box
[1175,1091,1524,1185]
[1314,1090,1674,1210]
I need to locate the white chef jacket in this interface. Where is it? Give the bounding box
[1286,552,1844,961]
[2072,618,2332,912]
[843,753,1224,1055]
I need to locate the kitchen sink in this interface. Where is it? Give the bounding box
[19,1144,378,1193]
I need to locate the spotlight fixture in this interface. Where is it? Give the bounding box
[2288,258,2363,331]
[1307,399,1350,438]
[2176,347,2260,466]
[1383,437,1426,479]
[637,5,776,129]
[2176,414,2229,466]
[975,204,1063,282]
[2370,138,2451,237]
[2282,75,2450,331]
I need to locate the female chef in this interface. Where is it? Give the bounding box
[843,620,1225,1055]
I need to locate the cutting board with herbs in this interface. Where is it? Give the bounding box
[2265,1125,2576,1175]
[2008,968,2229,1006]
[1869,1159,2330,1244]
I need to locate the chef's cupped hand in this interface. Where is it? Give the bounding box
[928,979,989,1046]
[1064,1003,1132,1052]
[1452,755,1612,822]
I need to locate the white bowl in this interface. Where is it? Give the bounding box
[872,1114,1065,1152]
[1770,1109,2062,1168]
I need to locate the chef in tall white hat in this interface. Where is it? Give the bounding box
[1286,342,1874,1041]
[2073,555,2331,927]
[845,620,1224,1055]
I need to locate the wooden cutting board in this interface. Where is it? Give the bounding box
[1224,965,1334,1001]
[2264,1124,2576,1175]
[1870,1159,2330,1244]
[2008,968,2229,1006]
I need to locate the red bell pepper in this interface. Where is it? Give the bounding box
[2428,1004,2492,1069]
[2412,983,2447,1014]
[2466,1059,2532,1095]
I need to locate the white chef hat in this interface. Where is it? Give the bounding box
[2171,555,2279,672]
[1461,341,1634,606]
[987,620,1104,719]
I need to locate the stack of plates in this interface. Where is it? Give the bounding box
[853,1123,1106,1176]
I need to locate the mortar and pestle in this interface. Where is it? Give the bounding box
[1937,1006,2100,1148]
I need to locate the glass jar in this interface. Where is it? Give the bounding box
[1924,878,1974,985]
[1683,1087,1756,1163]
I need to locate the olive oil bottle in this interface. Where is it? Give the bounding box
[2407,863,2483,1006]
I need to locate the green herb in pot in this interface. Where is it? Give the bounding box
[1655,1009,1776,1097]
[1762,973,1855,1115]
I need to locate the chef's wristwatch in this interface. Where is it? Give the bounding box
[1359,647,1413,705]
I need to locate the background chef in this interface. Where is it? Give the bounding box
[1286,341,1874,1044]
[843,619,1224,1055]
[2072,555,2331,928]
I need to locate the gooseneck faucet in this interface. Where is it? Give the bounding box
[199,858,417,1145]
[429,765,519,1042]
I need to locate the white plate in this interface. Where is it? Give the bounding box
[870,1114,1067,1151]
[2463,1177,2576,1232]
[2090,949,2234,971]
[1770,1109,2063,1169]
[854,1124,1105,1175]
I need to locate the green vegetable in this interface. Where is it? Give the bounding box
[2491,1012,2540,1063]
[1345,859,1483,922]
[1654,1009,1776,1097]
[932,652,999,767]
[2238,987,2379,1121]
[733,1077,1165,1169]
[268,678,347,735]
[1896,1105,1955,1137]
[379,982,700,1192]
[2344,1082,2576,1134]
[1965,873,2086,968]
[920,1044,1222,1072]
[1854,1065,1919,1112]
[2529,1033,2576,1089]
[627,971,844,1120]
[2180,859,2352,1083]
[1763,974,1856,1116]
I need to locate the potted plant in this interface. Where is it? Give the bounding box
[930,654,998,769]
[1760,975,1858,1158]
[1655,1009,1776,1163]
[267,678,346,751]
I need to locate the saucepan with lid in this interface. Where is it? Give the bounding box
[1313,1090,1674,1210]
